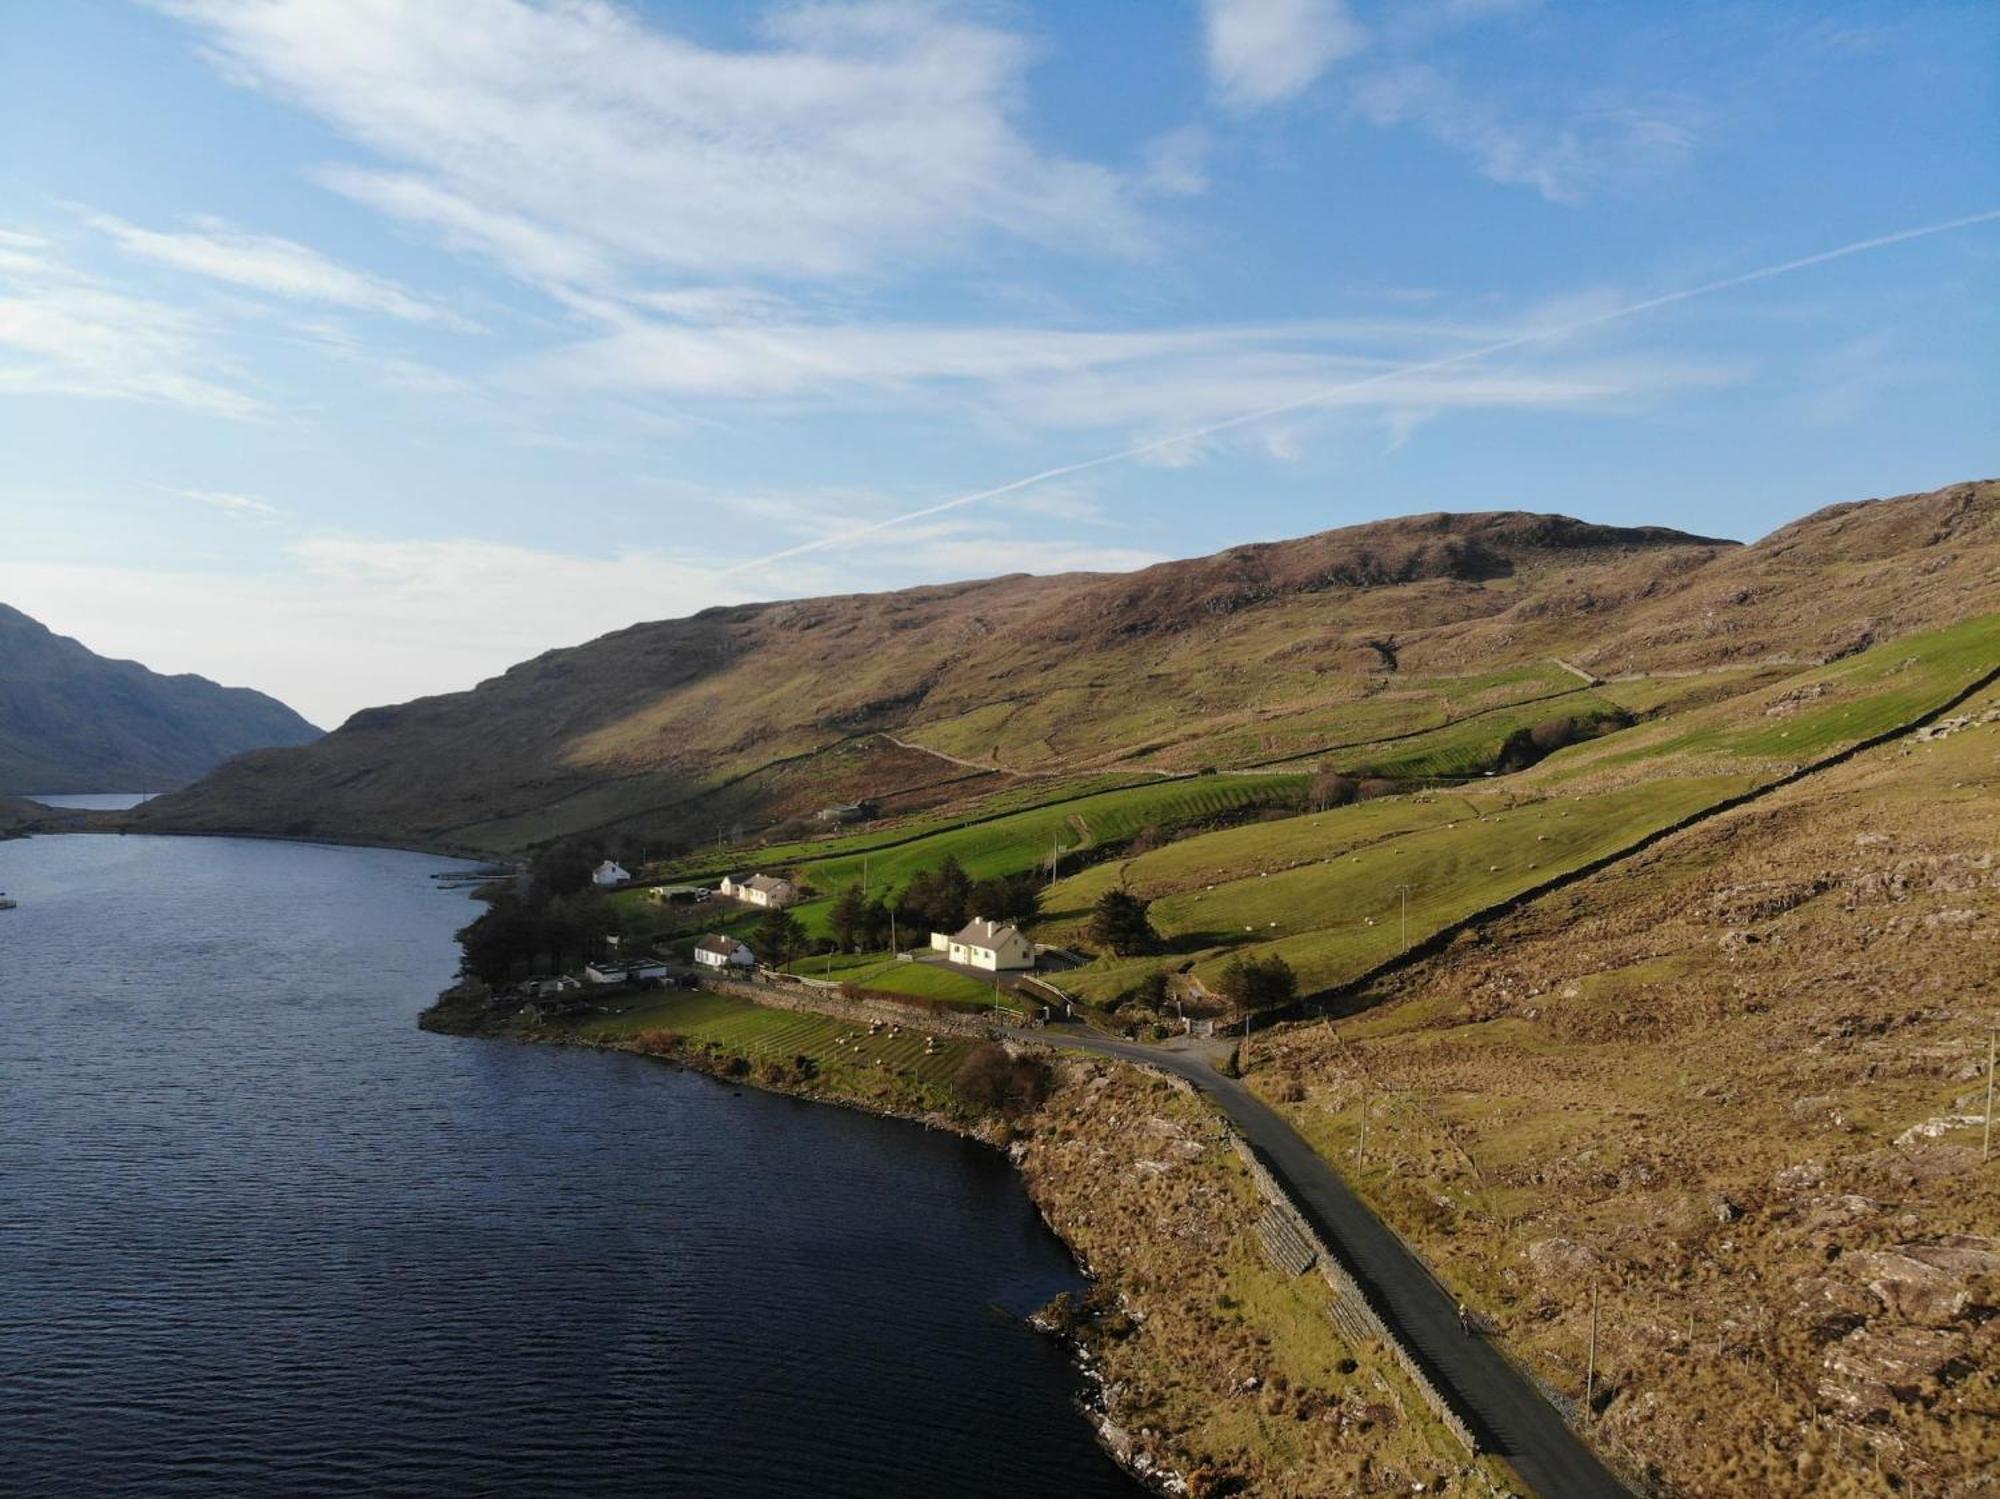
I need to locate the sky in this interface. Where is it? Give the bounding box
[0,1,1994,729]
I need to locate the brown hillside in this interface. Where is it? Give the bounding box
[132,482,1999,854]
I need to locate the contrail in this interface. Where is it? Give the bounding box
[724,209,2000,576]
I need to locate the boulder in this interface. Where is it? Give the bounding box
[1526,1237,1599,1282]
[1849,1247,1977,1325]
[1820,1325,1965,1417]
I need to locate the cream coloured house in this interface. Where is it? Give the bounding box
[945,917,1034,972]
[719,872,796,908]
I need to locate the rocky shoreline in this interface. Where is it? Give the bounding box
[423,981,1499,1496]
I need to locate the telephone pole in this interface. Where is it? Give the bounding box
[1985,1029,1996,1164]
[1396,883,1412,952]
[1585,1281,1600,1419]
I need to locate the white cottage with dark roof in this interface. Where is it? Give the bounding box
[945,917,1034,972]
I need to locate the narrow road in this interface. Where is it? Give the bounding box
[1022,1026,1631,1499]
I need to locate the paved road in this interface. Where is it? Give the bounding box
[1024,1026,1631,1499]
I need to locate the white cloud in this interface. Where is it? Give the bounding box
[165,486,286,518]
[0,248,266,419]
[1204,0,1367,110]
[1141,126,1211,198]
[1350,66,1701,203]
[161,0,1147,292]
[525,306,1738,453]
[83,210,467,327]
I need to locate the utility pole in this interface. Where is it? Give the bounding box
[1242,1011,1251,1070]
[1357,1083,1369,1164]
[1985,1029,1996,1164]
[1585,1281,1600,1419]
[1396,883,1412,952]
[890,906,898,957]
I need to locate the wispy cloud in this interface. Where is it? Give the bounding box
[1350,65,1703,202]
[161,0,1149,294]
[162,485,286,518]
[1204,0,1368,110]
[526,306,1737,451]
[83,209,469,327]
[0,240,266,419]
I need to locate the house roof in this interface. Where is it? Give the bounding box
[594,860,627,873]
[744,873,793,894]
[695,934,747,957]
[952,917,1024,948]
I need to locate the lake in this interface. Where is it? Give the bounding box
[0,832,1138,1497]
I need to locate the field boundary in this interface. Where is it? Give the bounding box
[1274,655,2000,1020]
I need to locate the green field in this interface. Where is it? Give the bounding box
[1550,615,1999,778]
[1049,773,1757,1003]
[745,772,1306,938]
[570,989,974,1104]
[780,952,1006,1010]
[1048,791,1501,917]
[1127,662,1587,770]
[655,770,1162,880]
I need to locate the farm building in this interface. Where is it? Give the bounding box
[591,860,631,888]
[693,935,755,970]
[720,872,796,908]
[583,957,668,985]
[945,918,1035,973]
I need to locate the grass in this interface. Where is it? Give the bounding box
[1050,774,1757,1002]
[780,952,1004,1010]
[654,769,1159,880]
[1554,615,1999,778]
[744,772,1306,940]
[567,988,974,1107]
[1232,687,2000,1497]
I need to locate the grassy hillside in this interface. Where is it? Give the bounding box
[1037,614,1997,1007]
[1241,681,2000,1496]
[129,482,2000,854]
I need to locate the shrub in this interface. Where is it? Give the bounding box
[1216,952,1298,1011]
[953,1042,1052,1116]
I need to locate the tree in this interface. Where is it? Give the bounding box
[1089,888,1160,957]
[530,839,602,899]
[860,896,894,951]
[1216,953,1297,1011]
[970,871,1042,927]
[901,853,974,936]
[752,907,807,964]
[1309,769,1359,811]
[827,881,869,950]
[456,896,540,986]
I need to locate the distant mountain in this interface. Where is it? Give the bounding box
[134,481,1999,854]
[0,604,322,794]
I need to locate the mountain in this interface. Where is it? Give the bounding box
[132,481,1999,854]
[0,604,322,794]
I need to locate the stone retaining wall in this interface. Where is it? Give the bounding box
[1231,1137,1480,1455]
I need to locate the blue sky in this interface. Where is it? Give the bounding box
[0,0,1994,727]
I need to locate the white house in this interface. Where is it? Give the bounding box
[719,872,796,908]
[591,860,631,889]
[946,917,1035,973]
[693,934,756,970]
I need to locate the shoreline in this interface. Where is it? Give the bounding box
[419,992,1182,1496]
[424,983,1508,1496]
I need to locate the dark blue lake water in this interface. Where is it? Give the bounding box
[0,833,1136,1497]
